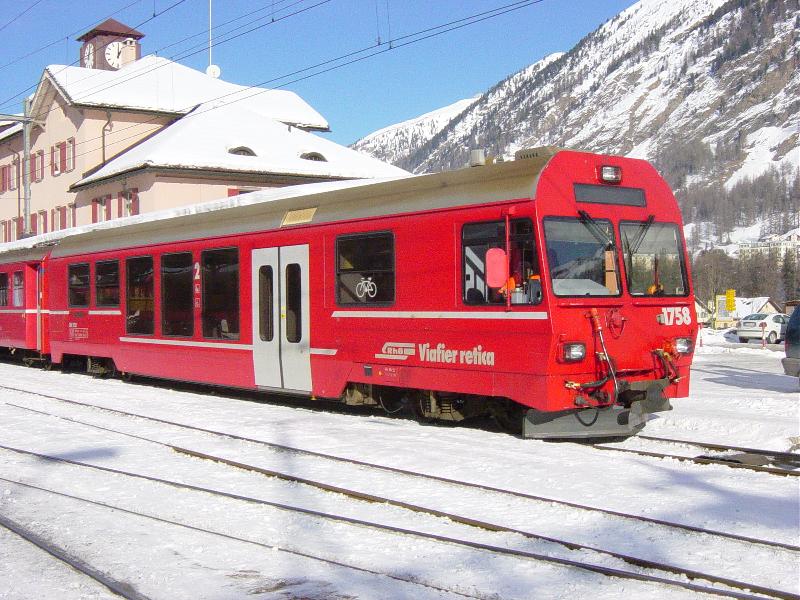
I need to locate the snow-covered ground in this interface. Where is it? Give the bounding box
[0,341,797,599]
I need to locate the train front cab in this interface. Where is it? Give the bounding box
[514,151,696,438]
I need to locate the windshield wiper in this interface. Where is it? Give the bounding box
[623,215,655,256]
[577,209,615,250]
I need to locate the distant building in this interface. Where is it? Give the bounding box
[713,296,781,329]
[695,299,713,324]
[738,230,800,265]
[0,19,407,242]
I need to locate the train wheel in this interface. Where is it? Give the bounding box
[492,400,526,435]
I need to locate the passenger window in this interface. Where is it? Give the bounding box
[0,273,7,307]
[126,256,154,335]
[462,219,541,305]
[161,253,194,337]
[68,264,90,307]
[285,263,302,343]
[336,232,394,305]
[202,248,239,339]
[258,266,273,341]
[95,260,120,306]
[12,271,23,307]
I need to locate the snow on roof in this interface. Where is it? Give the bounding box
[0,121,22,141]
[734,297,776,318]
[40,56,328,130]
[73,99,409,188]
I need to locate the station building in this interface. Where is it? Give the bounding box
[0,19,407,242]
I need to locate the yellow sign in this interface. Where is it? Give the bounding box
[725,289,736,312]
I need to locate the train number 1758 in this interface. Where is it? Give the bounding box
[660,306,692,326]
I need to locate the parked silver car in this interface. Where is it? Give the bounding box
[736,313,789,344]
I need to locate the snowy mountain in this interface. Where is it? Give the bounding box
[351,96,479,169]
[354,0,799,210]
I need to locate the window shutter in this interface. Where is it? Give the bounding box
[227,188,239,197]
[66,138,75,172]
[104,195,112,220]
[51,146,57,175]
[60,206,67,229]
[59,143,67,173]
[129,188,139,215]
[30,214,37,235]
[1,166,6,193]
[70,204,76,227]
[0,221,4,242]
[92,199,98,223]
[117,193,124,217]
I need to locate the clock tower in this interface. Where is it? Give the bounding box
[77,18,144,71]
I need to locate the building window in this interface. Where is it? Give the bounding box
[126,256,154,335]
[336,232,394,305]
[161,252,194,337]
[68,263,90,307]
[51,145,60,176]
[30,150,44,183]
[202,248,239,339]
[228,146,256,156]
[38,211,47,234]
[462,219,540,305]
[68,203,76,227]
[95,260,120,306]
[9,159,17,190]
[0,273,8,306]
[119,188,139,217]
[66,139,75,172]
[93,196,112,223]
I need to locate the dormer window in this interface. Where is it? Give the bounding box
[229,146,256,157]
[300,152,327,162]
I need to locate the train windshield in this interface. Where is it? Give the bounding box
[544,217,620,296]
[621,221,687,296]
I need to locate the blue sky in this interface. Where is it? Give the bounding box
[0,0,634,145]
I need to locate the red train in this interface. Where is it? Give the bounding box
[0,147,697,438]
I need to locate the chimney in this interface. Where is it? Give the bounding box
[120,38,137,67]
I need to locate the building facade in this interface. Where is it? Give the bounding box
[0,19,406,243]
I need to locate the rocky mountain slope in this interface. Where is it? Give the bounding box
[353,0,799,228]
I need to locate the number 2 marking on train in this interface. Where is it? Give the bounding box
[194,262,201,280]
[661,307,691,326]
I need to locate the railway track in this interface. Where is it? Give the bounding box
[1,383,795,552]
[0,512,151,600]
[591,436,800,477]
[0,442,789,600]
[2,389,798,599]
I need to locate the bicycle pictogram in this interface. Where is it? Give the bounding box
[356,276,378,299]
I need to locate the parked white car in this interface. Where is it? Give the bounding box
[736,313,790,344]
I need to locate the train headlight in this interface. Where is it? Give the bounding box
[674,337,693,354]
[562,343,586,362]
[598,165,622,184]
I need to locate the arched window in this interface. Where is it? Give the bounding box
[228,146,256,157]
[300,152,327,162]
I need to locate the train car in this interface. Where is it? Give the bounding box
[0,248,50,365]
[6,147,697,438]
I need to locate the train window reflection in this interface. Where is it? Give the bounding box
[95,260,120,306]
[336,232,394,305]
[621,221,687,296]
[12,271,23,307]
[126,257,154,335]
[0,273,7,307]
[544,218,621,297]
[161,253,194,337]
[68,263,90,307]
[202,248,239,339]
[462,219,541,305]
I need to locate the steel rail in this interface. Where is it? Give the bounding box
[0,444,778,600]
[590,443,799,477]
[5,402,792,599]
[637,435,800,465]
[0,476,481,600]
[0,512,152,600]
[2,383,799,553]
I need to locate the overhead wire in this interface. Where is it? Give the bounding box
[0,0,189,111]
[0,0,308,116]
[0,0,47,35]
[6,0,543,178]
[0,0,144,73]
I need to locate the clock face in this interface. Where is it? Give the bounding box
[105,41,124,69]
[83,43,94,68]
